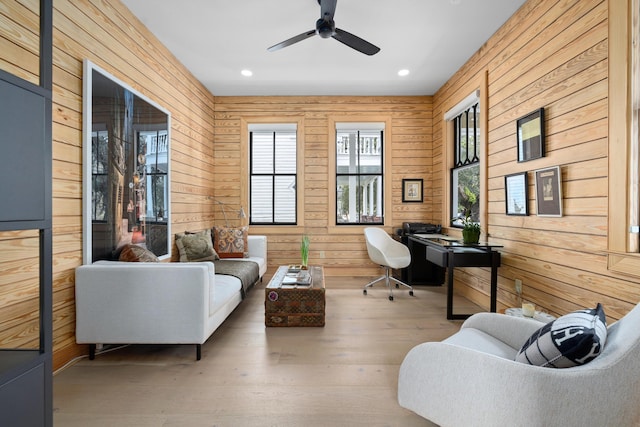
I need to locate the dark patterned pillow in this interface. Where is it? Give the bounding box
[119,244,159,262]
[515,304,607,368]
[212,226,249,258]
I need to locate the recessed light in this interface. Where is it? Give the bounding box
[241,69,253,77]
[398,69,410,77]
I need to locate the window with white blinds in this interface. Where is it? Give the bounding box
[249,128,297,224]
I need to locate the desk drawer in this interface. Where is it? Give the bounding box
[426,245,448,266]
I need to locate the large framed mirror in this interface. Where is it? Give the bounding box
[82,60,171,264]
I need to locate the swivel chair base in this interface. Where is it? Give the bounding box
[363,266,414,301]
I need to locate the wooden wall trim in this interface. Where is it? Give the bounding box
[326,114,393,234]
[238,115,306,228]
[608,0,639,276]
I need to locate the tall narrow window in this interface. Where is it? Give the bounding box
[250,126,297,224]
[91,127,108,221]
[138,129,168,223]
[450,103,480,227]
[335,124,384,225]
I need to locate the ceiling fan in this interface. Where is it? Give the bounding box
[267,0,380,56]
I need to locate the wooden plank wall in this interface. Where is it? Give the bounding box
[433,0,640,321]
[0,0,40,84]
[214,96,435,277]
[1,0,216,370]
[2,0,640,371]
[0,1,42,352]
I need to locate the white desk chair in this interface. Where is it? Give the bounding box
[363,227,413,301]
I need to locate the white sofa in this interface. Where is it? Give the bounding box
[75,235,267,360]
[398,304,640,427]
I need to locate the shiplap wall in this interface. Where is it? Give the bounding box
[214,96,435,277]
[2,0,640,372]
[0,2,42,353]
[433,0,640,321]
[1,0,216,370]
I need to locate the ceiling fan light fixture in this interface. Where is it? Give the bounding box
[398,69,410,77]
[267,0,380,56]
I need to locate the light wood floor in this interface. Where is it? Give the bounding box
[53,274,482,427]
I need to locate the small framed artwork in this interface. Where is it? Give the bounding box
[402,179,423,203]
[534,165,562,217]
[505,172,528,216]
[517,108,545,162]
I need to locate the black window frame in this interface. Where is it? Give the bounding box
[91,128,109,222]
[249,130,297,225]
[335,129,384,226]
[450,103,480,228]
[138,129,168,224]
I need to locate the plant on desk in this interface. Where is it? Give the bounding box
[300,235,310,269]
[460,214,481,244]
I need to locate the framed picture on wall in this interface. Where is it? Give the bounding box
[402,179,423,203]
[505,172,528,216]
[517,108,545,162]
[534,165,562,217]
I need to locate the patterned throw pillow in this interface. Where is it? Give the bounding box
[119,244,159,262]
[175,230,219,262]
[515,304,607,368]
[212,226,249,258]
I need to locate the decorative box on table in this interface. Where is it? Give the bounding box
[265,265,325,327]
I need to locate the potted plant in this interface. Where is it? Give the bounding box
[300,235,310,269]
[460,214,481,244]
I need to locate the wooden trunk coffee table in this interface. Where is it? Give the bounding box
[265,265,325,327]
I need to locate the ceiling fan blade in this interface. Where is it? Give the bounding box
[332,28,380,56]
[320,0,337,21]
[267,30,316,52]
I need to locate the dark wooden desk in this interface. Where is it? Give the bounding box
[397,234,445,286]
[408,234,502,320]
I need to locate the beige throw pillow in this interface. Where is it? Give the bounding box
[175,230,219,262]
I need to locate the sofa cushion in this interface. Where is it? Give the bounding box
[212,226,249,258]
[175,230,219,262]
[515,303,607,368]
[118,244,159,262]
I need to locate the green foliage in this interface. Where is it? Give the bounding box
[456,165,480,222]
[460,214,480,232]
[459,213,481,244]
[300,235,310,266]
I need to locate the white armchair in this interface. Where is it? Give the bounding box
[398,303,640,427]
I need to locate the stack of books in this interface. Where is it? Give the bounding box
[282,267,312,287]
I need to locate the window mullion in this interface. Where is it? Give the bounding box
[472,104,479,163]
[465,110,470,164]
[271,132,276,222]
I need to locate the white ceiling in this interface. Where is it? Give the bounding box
[120,0,527,97]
